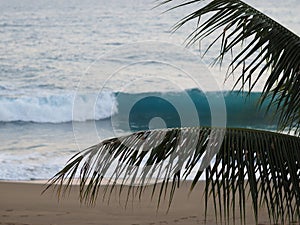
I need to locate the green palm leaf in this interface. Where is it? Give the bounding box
[46,127,300,224]
[163,0,300,132]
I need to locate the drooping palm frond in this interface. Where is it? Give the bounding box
[162,0,300,132]
[46,127,300,224]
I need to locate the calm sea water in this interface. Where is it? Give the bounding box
[0,0,299,180]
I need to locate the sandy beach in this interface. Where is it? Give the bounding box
[0,180,274,225]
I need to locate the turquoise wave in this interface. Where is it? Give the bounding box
[114,89,278,131]
[0,89,278,132]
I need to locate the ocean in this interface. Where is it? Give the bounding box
[0,0,299,181]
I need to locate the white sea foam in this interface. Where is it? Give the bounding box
[0,92,118,123]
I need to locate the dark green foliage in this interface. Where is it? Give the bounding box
[163,0,300,133]
[46,127,300,224]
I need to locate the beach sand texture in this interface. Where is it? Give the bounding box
[0,181,277,225]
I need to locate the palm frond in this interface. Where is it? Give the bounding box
[46,127,300,224]
[163,0,300,132]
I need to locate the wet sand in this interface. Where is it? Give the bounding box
[0,181,272,225]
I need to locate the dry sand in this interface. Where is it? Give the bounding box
[0,181,272,225]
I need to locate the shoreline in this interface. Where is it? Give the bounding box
[0,180,273,225]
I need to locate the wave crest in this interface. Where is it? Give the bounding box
[0,92,118,123]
